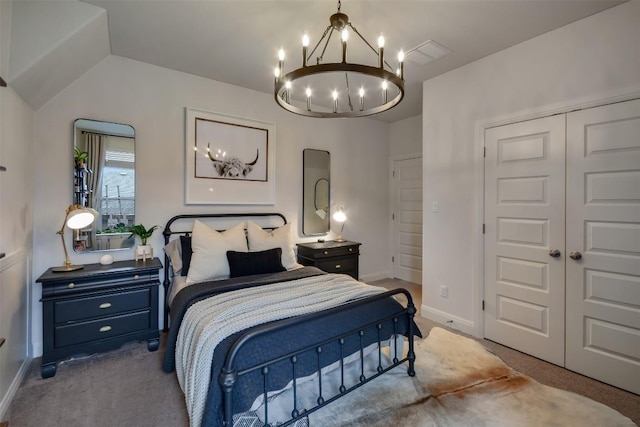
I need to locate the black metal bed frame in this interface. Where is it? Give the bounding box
[162,213,287,331]
[220,288,417,426]
[162,213,417,427]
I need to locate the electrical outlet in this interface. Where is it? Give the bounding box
[440,285,448,298]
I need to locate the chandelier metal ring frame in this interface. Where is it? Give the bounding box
[274,1,405,118]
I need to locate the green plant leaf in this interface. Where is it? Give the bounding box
[128,224,158,245]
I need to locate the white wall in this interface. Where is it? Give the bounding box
[32,55,391,356]
[389,114,422,158]
[421,1,640,336]
[0,1,35,418]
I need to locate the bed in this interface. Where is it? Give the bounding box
[161,213,420,427]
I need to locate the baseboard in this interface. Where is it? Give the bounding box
[0,357,32,421]
[421,304,477,337]
[360,270,389,283]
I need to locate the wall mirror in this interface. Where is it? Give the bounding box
[302,149,330,236]
[73,119,135,252]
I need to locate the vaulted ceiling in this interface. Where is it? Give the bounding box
[6,0,624,122]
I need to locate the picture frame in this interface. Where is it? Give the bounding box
[185,108,276,205]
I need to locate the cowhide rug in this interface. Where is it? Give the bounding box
[308,327,636,427]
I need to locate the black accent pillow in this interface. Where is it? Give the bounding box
[180,235,193,277]
[227,248,286,278]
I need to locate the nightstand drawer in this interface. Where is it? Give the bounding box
[55,311,151,348]
[299,245,359,259]
[316,257,357,274]
[54,288,151,323]
[52,272,157,296]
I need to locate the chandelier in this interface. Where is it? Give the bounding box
[274,1,405,118]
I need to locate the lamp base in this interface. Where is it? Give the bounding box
[51,264,84,273]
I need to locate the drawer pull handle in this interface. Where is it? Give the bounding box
[335,264,342,269]
[68,283,75,289]
[99,302,112,309]
[349,248,353,252]
[324,251,328,255]
[133,275,140,280]
[99,326,112,333]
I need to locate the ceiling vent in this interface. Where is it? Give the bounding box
[406,40,451,65]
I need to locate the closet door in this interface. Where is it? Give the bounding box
[566,99,640,394]
[484,115,566,366]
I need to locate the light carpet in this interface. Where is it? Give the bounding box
[6,327,636,426]
[308,327,636,427]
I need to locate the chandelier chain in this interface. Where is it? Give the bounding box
[345,73,354,111]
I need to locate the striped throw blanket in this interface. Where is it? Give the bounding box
[176,273,387,427]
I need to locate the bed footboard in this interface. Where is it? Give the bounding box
[219,288,417,427]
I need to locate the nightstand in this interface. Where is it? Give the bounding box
[37,258,162,378]
[296,241,361,279]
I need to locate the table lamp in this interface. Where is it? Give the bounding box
[333,207,347,242]
[52,204,98,272]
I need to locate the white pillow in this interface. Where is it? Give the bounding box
[247,221,297,269]
[163,239,183,276]
[186,220,248,283]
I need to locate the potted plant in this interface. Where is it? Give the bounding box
[129,224,158,261]
[74,146,89,169]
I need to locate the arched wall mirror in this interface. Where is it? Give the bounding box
[73,119,136,252]
[302,149,330,236]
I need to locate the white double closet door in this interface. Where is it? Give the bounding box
[484,99,640,394]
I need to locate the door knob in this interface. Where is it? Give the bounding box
[569,251,582,260]
[549,249,561,258]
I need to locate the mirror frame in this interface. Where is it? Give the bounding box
[302,149,331,236]
[73,119,136,252]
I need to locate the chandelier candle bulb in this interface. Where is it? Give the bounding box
[285,80,292,103]
[382,80,388,103]
[278,49,285,78]
[378,35,385,68]
[398,50,404,79]
[306,87,312,110]
[302,34,309,67]
[332,90,338,113]
[359,87,365,111]
[341,29,349,63]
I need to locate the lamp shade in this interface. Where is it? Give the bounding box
[66,206,98,230]
[333,209,347,223]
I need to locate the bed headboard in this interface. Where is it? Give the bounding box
[161,212,287,330]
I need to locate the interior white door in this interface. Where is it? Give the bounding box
[484,115,566,366]
[392,157,423,284]
[565,99,640,394]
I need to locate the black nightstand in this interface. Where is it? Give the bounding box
[37,258,162,378]
[296,241,361,279]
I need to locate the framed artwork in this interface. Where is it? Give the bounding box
[185,108,276,204]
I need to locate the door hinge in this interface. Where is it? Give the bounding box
[482,223,485,234]
[392,170,395,178]
[482,300,485,311]
[483,146,486,158]
[392,213,395,220]
[392,256,395,263]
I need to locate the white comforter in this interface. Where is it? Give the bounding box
[176,273,386,427]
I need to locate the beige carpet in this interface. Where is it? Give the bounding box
[6,327,637,426]
[309,327,636,427]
